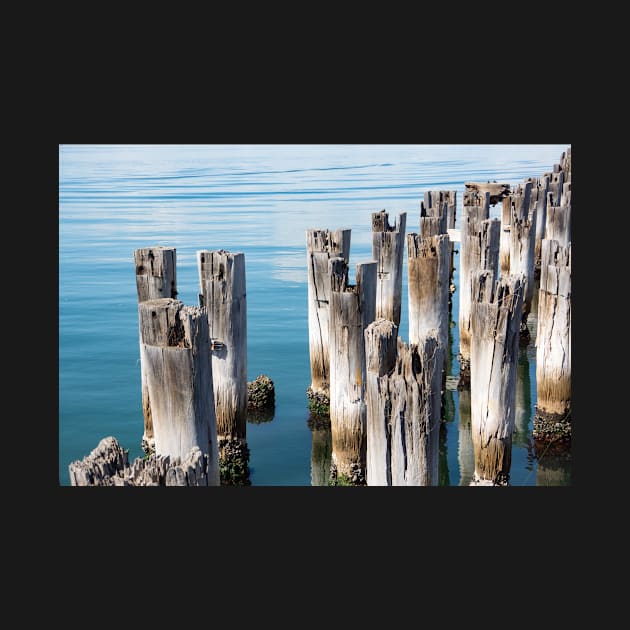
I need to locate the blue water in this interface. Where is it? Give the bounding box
[59,144,571,486]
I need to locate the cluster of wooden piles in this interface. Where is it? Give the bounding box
[69,247,261,486]
[307,147,571,485]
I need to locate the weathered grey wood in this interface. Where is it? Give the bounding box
[533,175,550,271]
[305,228,352,397]
[420,198,447,236]
[372,210,407,326]
[545,198,571,247]
[407,233,450,351]
[534,239,571,443]
[464,182,510,206]
[424,190,457,229]
[364,318,398,486]
[134,246,177,302]
[138,298,220,485]
[329,259,376,483]
[69,436,213,486]
[469,271,524,485]
[457,388,474,486]
[509,182,536,328]
[197,250,247,447]
[364,320,444,486]
[500,196,511,275]
[424,190,457,289]
[560,181,571,207]
[547,169,564,207]
[134,246,178,454]
[458,215,500,371]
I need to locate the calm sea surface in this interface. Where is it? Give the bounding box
[59,144,571,486]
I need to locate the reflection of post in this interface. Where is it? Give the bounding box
[372,210,406,326]
[438,422,450,486]
[134,246,177,454]
[536,452,571,486]
[534,239,571,446]
[329,260,376,484]
[513,349,532,448]
[470,271,524,485]
[457,388,474,486]
[197,249,248,484]
[306,228,352,401]
[309,421,332,487]
[138,298,220,485]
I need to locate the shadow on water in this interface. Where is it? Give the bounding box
[308,416,332,486]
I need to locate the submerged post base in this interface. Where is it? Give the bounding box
[306,386,330,417]
[457,355,470,388]
[328,460,365,486]
[533,408,571,448]
[218,437,251,485]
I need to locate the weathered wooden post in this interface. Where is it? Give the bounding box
[69,436,214,486]
[464,182,510,206]
[458,203,499,383]
[545,195,571,247]
[420,196,447,238]
[500,196,512,275]
[364,318,398,486]
[138,298,220,485]
[534,239,571,446]
[509,182,536,337]
[407,232,450,351]
[457,388,474,486]
[364,319,444,486]
[424,190,457,230]
[372,210,406,326]
[328,259,376,484]
[531,175,550,273]
[197,249,249,484]
[134,246,177,454]
[305,228,352,411]
[547,168,565,207]
[469,271,525,485]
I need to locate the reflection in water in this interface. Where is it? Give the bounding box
[247,409,275,424]
[514,349,532,448]
[457,388,475,486]
[536,451,571,486]
[309,418,332,486]
[438,421,450,486]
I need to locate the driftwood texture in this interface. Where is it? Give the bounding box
[138,298,219,485]
[306,228,352,396]
[509,182,536,324]
[364,319,443,486]
[545,196,571,248]
[198,250,247,443]
[464,182,510,206]
[458,213,499,365]
[470,271,524,485]
[535,239,571,438]
[329,259,376,483]
[134,246,178,453]
[424,190,457,230]
[407,233,450,350]
[69,436,214,486]
[420,197,447,237]
[372,210,407,326]
[531,176,550,271]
